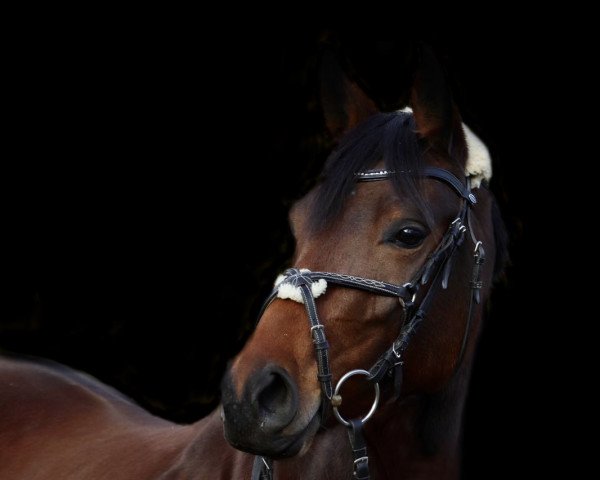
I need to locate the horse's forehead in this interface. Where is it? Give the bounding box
[290,178,397,230]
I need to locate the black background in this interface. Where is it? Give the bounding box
[4,22,564,478]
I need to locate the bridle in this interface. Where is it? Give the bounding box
[251,167,486,480]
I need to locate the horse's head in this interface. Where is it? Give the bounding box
[221,49,504,459]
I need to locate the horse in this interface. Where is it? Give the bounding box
[0,48,507,479]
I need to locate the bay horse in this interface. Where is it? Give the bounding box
[0,50,506,479]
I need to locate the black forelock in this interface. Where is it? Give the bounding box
[308,110,432,230]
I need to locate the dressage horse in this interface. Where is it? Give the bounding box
[0,51,507,479]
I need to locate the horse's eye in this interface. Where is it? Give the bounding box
[393,226,427,248]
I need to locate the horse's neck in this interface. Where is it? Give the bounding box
[282,375,469,479]
[364,373,470,479]
[158,409,236,479]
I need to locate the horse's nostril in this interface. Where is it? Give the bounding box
[252,366,298,432]
[257,372,289,415]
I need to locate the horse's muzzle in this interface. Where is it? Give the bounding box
[221,365,317,458]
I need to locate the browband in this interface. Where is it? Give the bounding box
[355,167,476,205]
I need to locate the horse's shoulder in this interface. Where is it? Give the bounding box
[0,355,197,479]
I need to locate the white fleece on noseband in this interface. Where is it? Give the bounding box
[274,269,327,304]
[399,107,492,188]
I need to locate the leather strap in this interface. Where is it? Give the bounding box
[299,281,333,399]
[355,166,476,205]
[456,242,485,369]
[315,272,414,299]
[423,167,476,205]
[348,419,370,480]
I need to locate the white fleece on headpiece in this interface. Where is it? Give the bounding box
[462,123,492,188]
[399,107,492,188]
[274,269,327,304]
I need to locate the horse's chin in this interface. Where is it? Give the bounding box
[224,406,322,460]
[280,407,322,458]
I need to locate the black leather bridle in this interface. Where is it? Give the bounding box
[252,167,485,480]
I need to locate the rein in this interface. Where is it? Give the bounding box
[252,167,485,480]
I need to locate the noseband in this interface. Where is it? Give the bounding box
[252,167,485,480]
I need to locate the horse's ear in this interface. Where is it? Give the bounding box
[319,49,378,141]
[410,45,464,159]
